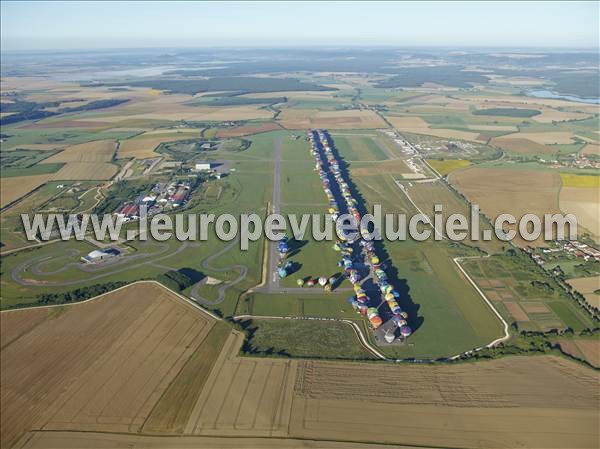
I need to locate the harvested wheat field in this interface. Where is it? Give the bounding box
[532,108,593,123]
[17,432,417,449]
[582,143,600,156]
[559,186,600,239]
[279,109,386,129]
[118,131,199,159]
[572,339,600,368]
[565,276,600,309]
[43,139,117,163]
[491,136,554,154]
[50,161,118,180]
[501,131,575,145]
[184,331,297,437]
[386,115,480,141]
[0,282,218,448]
[449,167,562,246]
[3,290,599,449]
[0,174,52,208]
[290,356,599,449]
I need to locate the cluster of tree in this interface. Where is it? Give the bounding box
[202,96,287,107]
[36,281,127,305]
[458,327,598,368]
[375,66,489,89]
[155,270,195,292]
[0,98,128,125]
[93,180,154,215]
[98,77,334,96]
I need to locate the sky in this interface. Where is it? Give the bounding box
[1,1,598,51]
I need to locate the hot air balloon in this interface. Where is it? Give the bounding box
[297,279,304,287]
[400,325,412,337]
[369,316,383,329]
[318,276,327,286]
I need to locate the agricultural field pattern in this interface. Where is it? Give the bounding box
[1,22,599,449]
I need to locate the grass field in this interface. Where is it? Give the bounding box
[462,254,595,332]
[241,318,376,359]
[330,134,387,161]
[347,170,505,358]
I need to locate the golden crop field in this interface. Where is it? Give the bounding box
[3,282,598,449]
[426,158,471,175]
[279,109,387,129]
[560,173,600,188]
[0,282,217,448]
[501,131,575,145]
[43,139,117,163]
[565,276,600,309]
[288,356,598,449]
[582,143,600,156]
[50,161,118,180]
[118,131,200,159]
[0,174,53,208]
[386,115,481,141]
[556,339,600,368]
[491,136,554,154]
[449,167,562,246]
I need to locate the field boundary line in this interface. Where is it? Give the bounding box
[0,238,63,257]
[17,430,470,449]
[392,177,445,240]
[0,280,223,321]
[452,256,510,353]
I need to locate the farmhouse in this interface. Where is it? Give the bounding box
[81,248,121,264]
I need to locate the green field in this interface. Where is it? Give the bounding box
[330,134,387,161]
[240,318,376,360]
[472,108,541,118]
[462,253,595,333]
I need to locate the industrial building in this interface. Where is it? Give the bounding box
[195,162,212,171]
[81,248,121,264]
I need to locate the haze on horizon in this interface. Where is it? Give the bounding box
[1,1,598,52]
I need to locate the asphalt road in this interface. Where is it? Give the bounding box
[265,136,283,292]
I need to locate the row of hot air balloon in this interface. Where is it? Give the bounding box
[296,275,337,291]
[309,129,412,339]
